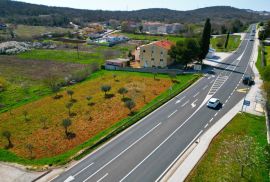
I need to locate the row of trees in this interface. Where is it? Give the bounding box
[169,18,211,67]
[259,21,270,40]
[211,19,246,35]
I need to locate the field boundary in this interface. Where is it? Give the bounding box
[0,74,200,167]
[73,74,200,161]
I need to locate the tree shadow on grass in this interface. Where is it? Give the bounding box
[53,95,63,100]
[4,143,14,150]
[128,111,137,116]
[121,97,132,102]
[88,102,95,106]
[69,112,77,117]
[105,94,115,99]
[172,80,180,84]
[67,132,76,140]
[70,99,77,103]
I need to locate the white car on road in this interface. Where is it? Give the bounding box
[207,98,220,109]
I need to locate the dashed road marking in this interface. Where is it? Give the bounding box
[168,110,178,118]
[181,100,190,107]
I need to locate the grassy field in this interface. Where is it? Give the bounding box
[0,56,88,113]
[0,70,196,165]
[14,25,71,40]
[17,49,105,65]
[186,113,269,182]
[211,35,241,52]
[17,42,136,65]
[119,32,184,43]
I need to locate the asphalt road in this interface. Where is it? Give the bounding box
[52,25,257,182]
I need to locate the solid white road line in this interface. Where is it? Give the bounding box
[168,110,178,118]
[193,92,200,98]
[96,173,108,182]
[48,175,60,182]
[181,100,190,107]
[74,162,94,177]
[82,122,161,182]
[154,130,203,182]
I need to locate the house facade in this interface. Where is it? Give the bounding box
[139,41,174,68]
[143,22,184,34]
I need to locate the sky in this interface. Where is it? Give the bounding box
[15,0,270,11]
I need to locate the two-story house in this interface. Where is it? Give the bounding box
[139,40,174,68]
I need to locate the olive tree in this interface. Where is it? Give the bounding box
[101,85,111,97]
[2,130,13,149]
[67,90,74,100]
[125,99,136,114]
[62,118,72,138]
[118,87,128,99]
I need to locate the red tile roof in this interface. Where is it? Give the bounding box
[154,40,174,50]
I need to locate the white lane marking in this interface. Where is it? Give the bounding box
[96,173,108,182]
[48,175,59,182]
[204,124,209,129]
[74,163,94,177]
[231,93,233,96]
[154,130,203,182]
[175,96,186,104]
[203,85,208,90]
[64,176,75,182]
[214,113,218,117]
[168,110,178,118]
[193,92,200,98]
[208,76,211,80]
[210,118,214,123]
[82,122,161,182]
[181,100,190,107]
[191,99,198,108]
[225,99,228,103]
[210,80,215,84]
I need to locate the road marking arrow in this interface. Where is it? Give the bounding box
[191,99,198,108]
[64,176,75,182]
[237,88,249,93]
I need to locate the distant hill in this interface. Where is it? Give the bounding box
[0,0,269,26]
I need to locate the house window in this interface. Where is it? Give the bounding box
[160,59,164,67]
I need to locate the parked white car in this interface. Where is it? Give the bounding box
[207,98,220,109]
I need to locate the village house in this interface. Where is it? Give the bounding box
[105,58,130,69]
[143,22,184,34]
[138,40,174,68]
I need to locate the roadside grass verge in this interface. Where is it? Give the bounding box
[256,45,264,75]
[0,71,199,167]
[211,35,241,52]
[266,46,270,66]
[186,113,269,182]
